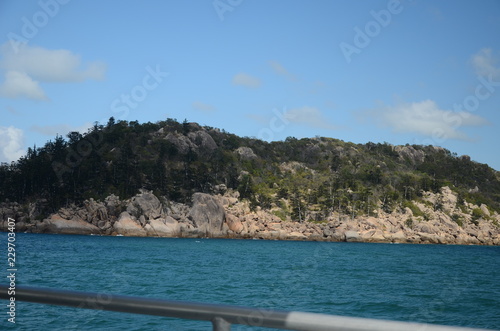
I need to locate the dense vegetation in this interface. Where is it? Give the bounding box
[1,118,499,221]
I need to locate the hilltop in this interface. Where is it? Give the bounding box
[1,118,499,244]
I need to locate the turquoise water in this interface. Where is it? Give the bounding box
[1,233,499,330]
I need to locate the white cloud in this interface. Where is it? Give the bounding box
[284,106,338,130]
[269,61,297,81]
[366,100,488,140]
[0,43,106,82]
[192,101,215,112]
[0,70,48,100]
[232,73,261,88]
[471,48,500,79]
[0,43,106,101]
[0,126,25,163]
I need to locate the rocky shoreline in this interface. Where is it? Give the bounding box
[1,187,499,245]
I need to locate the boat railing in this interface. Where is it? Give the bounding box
[0,285,493,331]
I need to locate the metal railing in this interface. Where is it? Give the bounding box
[0,285,493,331]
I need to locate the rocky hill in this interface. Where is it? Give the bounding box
[0,118,499,244]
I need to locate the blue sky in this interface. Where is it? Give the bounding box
[1,0,500,170]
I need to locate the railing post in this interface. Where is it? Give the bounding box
[212,317,231,331]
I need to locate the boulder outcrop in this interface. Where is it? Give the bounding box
[235,147,257,160]
[1,186,499,245]
[113,212,147,237]
[345,230,360,242]
[145,217,180,237]
[393,145,425,164]
[126,190,164,220]
[188,193,226,236]
[37,214,100,235]
[188,130,218,151]
[164,129,217,155]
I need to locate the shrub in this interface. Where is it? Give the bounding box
[405,218,414,229]
[402,200,424,217]
[272,209,287,221]
[472,208,484,221]
[434,200,444,211]
[35,214,45,221]
[451,213,463,227]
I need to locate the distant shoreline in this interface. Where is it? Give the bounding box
[1,187,499,246]
[2,218,499,246]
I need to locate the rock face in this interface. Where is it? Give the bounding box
[113,212,147,236]
[393,145,425,164]
[188,130,218,152]
[37,214,100,235]
[226,214,244,234]
[164,133,196,154]
[1,186,499,245]
[126,190,164,220]
[235,147,257,160]
[145,217,180,237]
[345,231,360,242]
[188,193,226,236]
[164,130,217,155]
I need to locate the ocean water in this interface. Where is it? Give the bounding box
[1,233,499,330]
